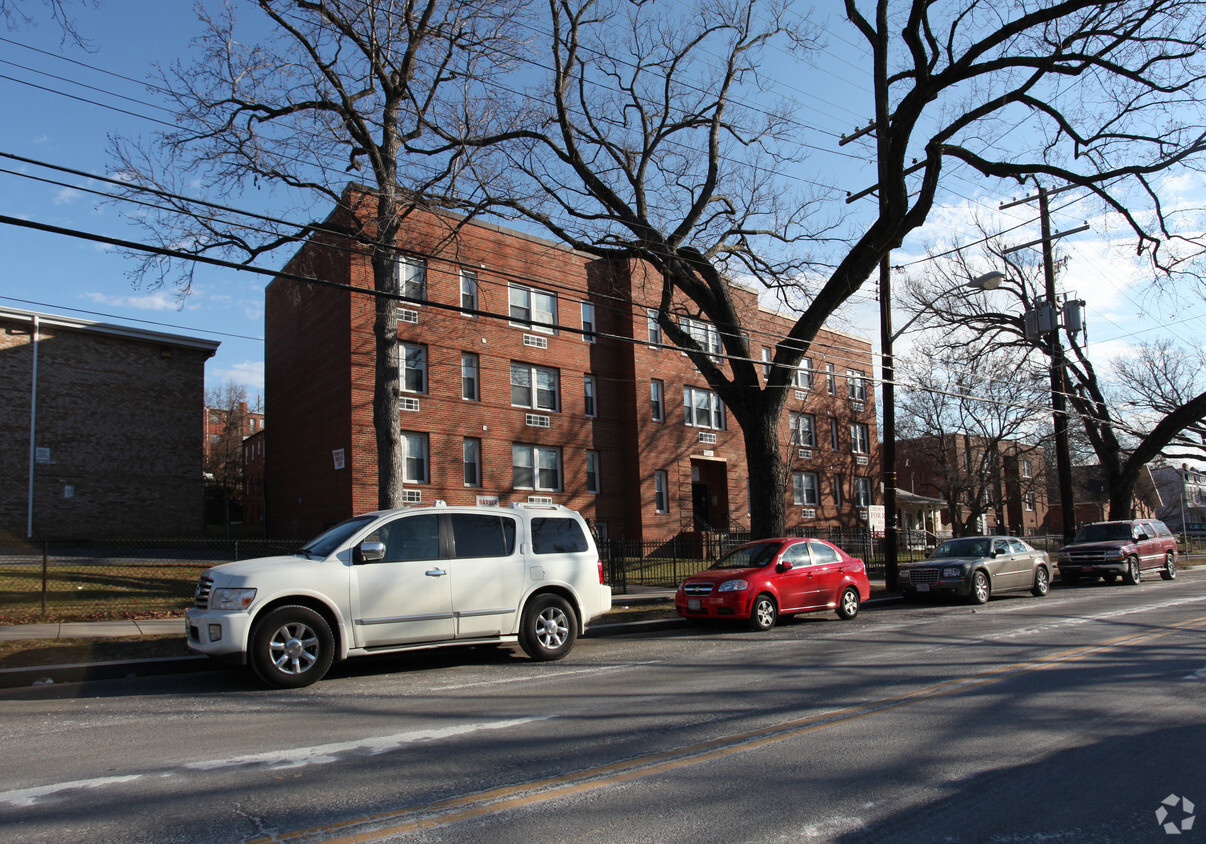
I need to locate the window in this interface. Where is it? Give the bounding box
[793,471,820,506]
[401,343,427,394]
[851,422,870,454]
[854,476,872,507]
[373,514,439,562]
[824,363,835,395]
[830,417,840,450]
[532,517,589,553]
[461,353,479,401]
[795,358,814,390]
[790,412,816,447]
[847,369,867,402]
[655,470,669,513]
[581,301,596,342]
[460,270,478,316]
[510,362,560,411]
[463,438,481,487]
[586,450,600,494]
[450,513,515,557]
[402,432,429,483]
[1021,459,1033,478]
[761,347,772,379]
[509,283,557,334]
[651,379,665,421]
[679,317,722,359]
[647,309,662,347]
[513,444,562,491]
[833,474,844,506]
[811,541,840,564]
[1025,492,1036,511]
[683,386,725,430]
[397,256,426,301]
[584,375,596,418]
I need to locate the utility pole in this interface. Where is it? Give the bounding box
[1002,186,1089,542]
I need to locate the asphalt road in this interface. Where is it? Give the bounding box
[1,572,1204,843]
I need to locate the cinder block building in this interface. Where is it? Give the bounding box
[0,306,219,538]
[265,190,880,541]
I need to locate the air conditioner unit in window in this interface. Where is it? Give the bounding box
[857,508,868,520]
[797,449,813,460]
[801,508,816,519]
[523,334,548,349]
[852,401,865,413]
[399,309,419,324]
[525,414,551,428]
[527,496,553,505]
[402,489,423,503]
[855,455,869,466]
[400,397,420,412]
[698,431,717,444]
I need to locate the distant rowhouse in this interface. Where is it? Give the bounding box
[264,188,881,541]
[0,306,219,538]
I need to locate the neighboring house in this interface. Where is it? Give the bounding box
[0,306,219,539]
[1042,463,1161,532]
[1152,464,1206,534]
[203,401,264,465]
[242,428,266,530]
[264,187,881,541]
[896,435,1048,537]
[896,489,950,546]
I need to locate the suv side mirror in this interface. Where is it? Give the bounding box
[357,541,386,563]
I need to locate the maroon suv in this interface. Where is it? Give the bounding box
[1057,519,1178,586]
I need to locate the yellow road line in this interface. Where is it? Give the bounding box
[255,614,1206,843]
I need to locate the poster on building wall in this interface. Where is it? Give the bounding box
[477,495,500,507]
[332,448,345,470]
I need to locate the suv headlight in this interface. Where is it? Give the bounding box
[718,579,749,592]
[210,587,257,611]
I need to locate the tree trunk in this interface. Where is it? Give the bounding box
[738,407,787,538]
[371,240,403,511]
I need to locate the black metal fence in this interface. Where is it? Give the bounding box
[0,538,301,623]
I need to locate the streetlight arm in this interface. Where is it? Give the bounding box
[889,271,1005,343]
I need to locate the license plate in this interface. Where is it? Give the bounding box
[917,583,930,592]
[688,598,702,611]
[1082,566,1093,572]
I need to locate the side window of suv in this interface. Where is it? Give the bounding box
[450,513,517,558]
[377,514,440,562]
[531,517,589,553]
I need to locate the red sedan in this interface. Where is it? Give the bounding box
[675,538,871,630]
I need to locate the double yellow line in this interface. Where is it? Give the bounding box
[257,613,1206,843]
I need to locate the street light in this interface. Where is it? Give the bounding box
[881,270,1004,590]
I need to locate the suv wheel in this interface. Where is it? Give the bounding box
[1162,553,1178,581]
[1123,556,1141,586]
[1031,567,1050,597]
[250,606,334,689]
[519,594,577,661]
[969,570,991,605]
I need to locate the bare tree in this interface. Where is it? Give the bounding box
[896,341,1049,535]
[1,0,96,46]
[111,0,528,511]
[204,382,251,502]
[419,0,1206,536]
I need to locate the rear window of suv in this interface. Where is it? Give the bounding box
[532,517,590,554]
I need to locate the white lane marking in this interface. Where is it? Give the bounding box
[187,716,550,771]
[0,775,143,808]
[1185,666,1206,680]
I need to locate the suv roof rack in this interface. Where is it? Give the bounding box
[509,501,569,512]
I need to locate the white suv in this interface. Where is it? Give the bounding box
[185,502,612,687]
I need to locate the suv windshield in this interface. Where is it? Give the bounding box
[1074,523,1133,543]
[932,538,991,558]
[712,542,780,570]
[298,515,377,559]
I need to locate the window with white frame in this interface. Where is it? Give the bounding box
[1021,458,1033,478]
[581,301,596,342]
[510,362,559,411]
[509,283,558,334]
[679,317,722,359]
[586,450,600,494]
[793,471,820,506]
[460,269,478,316]
[397,256,427,302]
[647,309,662,347]
[795,358,814,390]
[655,470,669,513]
[401,343,427,393]
[761,347,772,379]
[512,444,562,491]
[847,369,867,401]
[854,476,872,506]
[651,379,664,421]
[790,412,816,447]
[851,422,870,454]
[683,386,725,430]
[1025,492,1036,511]
[461,352,479,401]
[584,374,596,418]
[463,437,481,487]
[402,432,429,483]
[824,363,836,395]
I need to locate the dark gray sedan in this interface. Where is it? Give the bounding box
[897,536,1052,605]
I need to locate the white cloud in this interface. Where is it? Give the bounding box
[82,290,180,311]
[53,187,81,205]
[208,360,264,392]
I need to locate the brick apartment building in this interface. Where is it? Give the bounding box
[896,434,1048,536]
[204,401,265,463]
[0,306,219,538]
[264,190,881,541]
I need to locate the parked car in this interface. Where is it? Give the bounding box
[674,538,870,630]
[897,536,1052,605]
[185,502,612,688]
[1057,519,1178,586]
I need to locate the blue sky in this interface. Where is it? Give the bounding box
[1,1,1203,409]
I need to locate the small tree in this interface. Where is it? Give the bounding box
[204,382,250,506]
